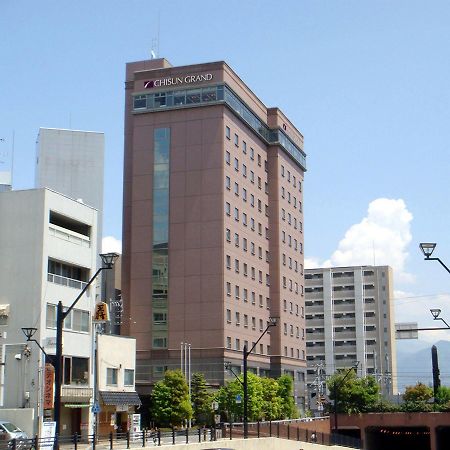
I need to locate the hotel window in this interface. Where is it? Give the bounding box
[234,158,239,172]
[288,192,291,203]
[235,285,240,299]
[227,337,231,348]
[234,133,239,147]
[266,274,270,286]
[282,231,286,243]
[226,255,231,269]
[243,213,247,226]
[226,228,231,242]
[284,323,287,335]
[226,151,230,165]
[293,176,296,187]
[225,202,230,216]
[290,325,294,336]
[234,259,239,273]
[234,207,239,221]
[260,344,264,354]
[252,317,256,329]
[251,267,255,280]
[235,312,240,325]
[251,292,256,304]
[257,154,261,166]
[250,147,254,160]
[226,126,231,139]
[258,271,262,283]
[226,309,231,323]
[242,188,247,201]
[287,171,291,181]
[234,182,239,195]
[234,233,239,247]
[282,187,285,198]
[243,288,248,301]
[265,251,269,262]
[259,295,263,307]
[258,177,261,189]
[282,253,286,265]
[250,194,255,207]
[250,218,255,230]
[226,282,231,296]
[258,223,262,235]
[281,165,285,177]
[258,200,262,212]
[251,242,255,255]
[225,176,230,190]
[236,339,240,351]
[260,319,264,331]
[243,264,248,277]
[250,171,254,183]
[243,238,247,251]
[244,314,248,327]
[124,369,135,386]
[282,208,285,220]
[106,368,118,386]
[258,246,262,259]
[243,141,247,153]
[243,164,247,177]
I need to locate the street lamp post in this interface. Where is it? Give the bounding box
[333,361,359,435]
[53,252,119,438]
[243,316,277,439]
[419,243,450,274]
[430,309,450,329]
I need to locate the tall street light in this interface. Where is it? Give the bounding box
[430,309,450,329]
[53,252,119,438]
[22,327,51,360]
[243,316,278,439]
[333,361,359,435]
[419,243,450,274]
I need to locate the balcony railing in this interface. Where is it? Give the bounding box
[48,273,88,290]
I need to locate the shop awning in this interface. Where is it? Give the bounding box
[100,391,141,406]
[64,403,91,408]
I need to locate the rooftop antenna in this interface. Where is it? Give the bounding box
[150,11,160,59]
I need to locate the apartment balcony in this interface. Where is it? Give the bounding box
[47,273,88,290]
[306,304,324,314]
[333,331,356,340]
[334,345,357,354]
[61,386,93,403]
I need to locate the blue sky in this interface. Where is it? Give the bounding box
[1,1,449,386]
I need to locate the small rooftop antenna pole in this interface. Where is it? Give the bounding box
[150,11,160,60]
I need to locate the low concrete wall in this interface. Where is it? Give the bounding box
[0,408,35,437]
[160,437,356,450]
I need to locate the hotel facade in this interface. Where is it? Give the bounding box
[122,59,307,408]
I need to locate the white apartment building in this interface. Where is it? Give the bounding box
[305,265,397,405]
[0,188,98,436]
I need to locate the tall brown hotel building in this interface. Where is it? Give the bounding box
[122,59,308,409]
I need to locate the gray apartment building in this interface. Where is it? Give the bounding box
[305,265,397,409]
[121,59,307,409]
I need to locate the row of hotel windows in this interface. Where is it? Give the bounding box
[226,230,269,257]
[306,325,377,333]
[282,253,303,274]
[306,311,377,319]
[281,187,302,210]
[282,276,303,295]
[281,165,302,192]
[225,176,268,209]
[283,322,305,339]
[226,258,269,283]
[283,300,304,317]
[305,298,376,306]
[281,231,303,253]
[225,203,268,232]
[225,126,267,171]
[225,283,269,304]
[226,336,306,360]
[225,153,268,194]
[281,208,303,232]
[305,284,376,293]
[305,270,377,280]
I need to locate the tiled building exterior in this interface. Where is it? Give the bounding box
[122,59,307,408]
[305,265,397,406]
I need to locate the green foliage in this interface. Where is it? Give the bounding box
[327,370,380,414]
[403,382,433,403]
[191,372,213,425]
[151,370,193,426]
[216,373,298,421]
[435,386,450,405]
[277,375,298,418]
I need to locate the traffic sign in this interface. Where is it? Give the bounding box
[92,402,101,414]
[235,395,242,404]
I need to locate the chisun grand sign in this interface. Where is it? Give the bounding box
[144,73,213,89]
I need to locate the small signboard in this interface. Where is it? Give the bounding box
[212,401,219,411]
[40,422,56,448]
[235,395,242,404]
[93,302,110,322]
[44,364,54,409]
[214,414,221,424]
[395,322,419,340]
[92,402,101,414]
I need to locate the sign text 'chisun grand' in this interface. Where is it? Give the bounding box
[145,73,213,89]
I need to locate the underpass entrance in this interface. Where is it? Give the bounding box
[365,426,430,450]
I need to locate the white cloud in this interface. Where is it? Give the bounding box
[304,257,321,269]
[102,236,122,254]
[320,198,414,282]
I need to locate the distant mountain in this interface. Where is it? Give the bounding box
[396,340,450,392]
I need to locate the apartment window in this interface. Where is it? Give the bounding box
[234,133,239,146]
[226,282,231,296]
[282,254,286,265]
[234,207,239,221]
[250,147,254,160]
[265,182,268,194]
[287,171,291,181]
[282,231,286,243]
[48,259,88,289]
[290,325,294,336]
[225,202,230,216]
[257,177,261,189]
[282,187,285,198]
[258,246,262,259]
[226,255,231,269]
[46,304,89,333]
[288,213,291,225]
[251,292,256,304]
[250,171,254,183]
[235,312,240,325]
[252,317,256,329]
[299,181,302,192]
[234,233,239,247]
[293,176,296,187]
[287,192,291,203]
[244,314,248,327]
[242,188,247,201]
[227,337,232,348]
[251,242,255,255]
[226,126,231,139]
[234,182,239,195]
[234,158,239,172]
[266,297,270,309]
[243,238,248,251]
[258,199,262,212]
[235,285,240,299]
[234,259,239,273]
[282,209,285,220]
[226,309,231,322]
[243,164,247,177]
[250,218,255,230]
[226,228,231,242]
[63,356,89,385]
[243,141,247,153]
[281,165,285,177]
[153,337,167,348]
[124,369,135,386]
[243,288,248,301]
[283,277,287,288]
[243,213,247,226]
[250,194,255,207]
[106,368,118,386]
[265,251,269,262]
[225,176,230,190]
[251,267,256,280]
[266,274,270,286]
[153,312,167,325]
[284,347,288,356]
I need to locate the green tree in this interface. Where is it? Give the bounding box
[401,382,433,412]
[151,370,193,426]
[277,375,298,418]
[260,377,282,420]
[191,372,213,425]
[327,370,379,414]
